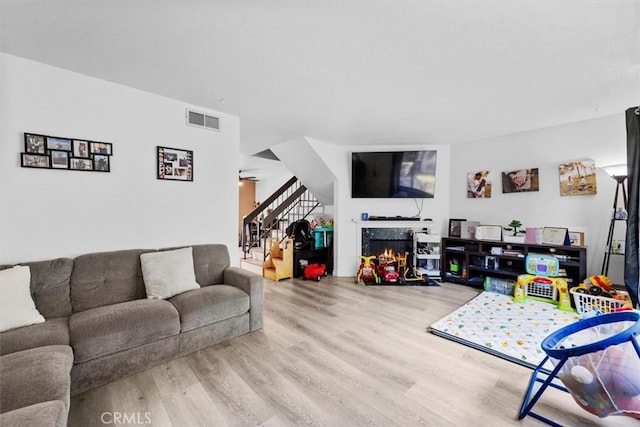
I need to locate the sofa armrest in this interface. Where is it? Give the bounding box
[223,267,263,331]
[0,345,73,414]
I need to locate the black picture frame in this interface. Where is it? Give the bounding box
[448,218,466,238]
[46,136,72,152]
[70,157,94,171]
[24,133,47,154]
[90,142,112,155]
[93,155,110,172]
[21,132,114,173]
[157,146,193,182]
[50,150,70,169]
[21,153,50,169]
[73,140,90,158]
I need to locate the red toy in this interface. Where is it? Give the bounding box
[380,264,401,284]
[356,255,379,285]
[303,263,327,281]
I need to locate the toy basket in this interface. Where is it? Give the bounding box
[519,311,640,424]
[570,288,628,315]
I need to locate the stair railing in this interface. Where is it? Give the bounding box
[241,177,320,259]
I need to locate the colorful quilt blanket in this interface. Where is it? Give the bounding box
[429,291,581,369]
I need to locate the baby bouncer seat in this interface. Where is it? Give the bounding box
[519,311,640,426]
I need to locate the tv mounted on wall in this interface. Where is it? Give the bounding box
[351,150,437,198]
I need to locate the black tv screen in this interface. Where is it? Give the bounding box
[351,150,437,198]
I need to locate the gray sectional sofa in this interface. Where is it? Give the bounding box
[0,244,263,426]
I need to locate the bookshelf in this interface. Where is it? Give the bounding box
[441,237,587,288]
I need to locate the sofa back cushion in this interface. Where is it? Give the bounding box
[70,249,151,312]
[0,258,73,319]
[140,247,200,299]
[185,244,230,286]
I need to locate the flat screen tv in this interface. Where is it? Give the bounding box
[351,150,437,198]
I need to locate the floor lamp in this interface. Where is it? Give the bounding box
[601,164,628,276]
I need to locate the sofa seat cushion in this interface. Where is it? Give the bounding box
[0,317,69,356]
[0,345,73,414]
[0,401,67,427]
[169,285,250,332]
[70,299,180,363]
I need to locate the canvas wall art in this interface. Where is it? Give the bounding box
[558,160,597,196]
[467,170,492,198]
[502,168,539,193]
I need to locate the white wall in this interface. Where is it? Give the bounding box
[255,174,294,204]
[0,54,240,264]
[310,139,451,277]
[449,114,628,281]
[306,115,626,280]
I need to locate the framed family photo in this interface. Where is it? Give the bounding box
[50,151,69,169]
[73,140,90,158]
[46,137,72,151]
[448,218,465,238]
[90,142,112,155]
[21,132,114,173]
[568,231,585,247]
[94,155,110,172]
[70,158,93,170]
[24,133,47,154]
[21,153,49,168]
[157,146,193,181]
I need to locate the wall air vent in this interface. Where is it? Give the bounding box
[186,109,220,131]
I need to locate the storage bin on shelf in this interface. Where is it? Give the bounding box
[313,227,333,249]
[484,277,515,296]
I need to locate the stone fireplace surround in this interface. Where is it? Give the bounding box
[357,221,432,258]
[362,227,413,256]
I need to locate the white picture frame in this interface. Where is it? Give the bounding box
[475,225,502,241]
[542,227,569,246]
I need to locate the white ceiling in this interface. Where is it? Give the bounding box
[1,1,638,176]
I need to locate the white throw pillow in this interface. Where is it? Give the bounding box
[0,265,45,332]
[141,247,200,299]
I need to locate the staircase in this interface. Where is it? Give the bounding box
[262,237,294,281]
[241,176,320,261]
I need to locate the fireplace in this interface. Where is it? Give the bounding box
[361,228,414,257]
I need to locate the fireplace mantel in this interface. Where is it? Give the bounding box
[356,220,432,229]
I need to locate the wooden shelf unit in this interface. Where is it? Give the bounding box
[441,237,587,288]
[294,247,329,278]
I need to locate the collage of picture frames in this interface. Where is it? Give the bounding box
[21,133,112,172]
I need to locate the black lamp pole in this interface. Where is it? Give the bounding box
[601,174,628,276]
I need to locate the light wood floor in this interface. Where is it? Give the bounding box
[69,277,639,426]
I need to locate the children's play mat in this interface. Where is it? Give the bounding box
[429,292,581,370]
